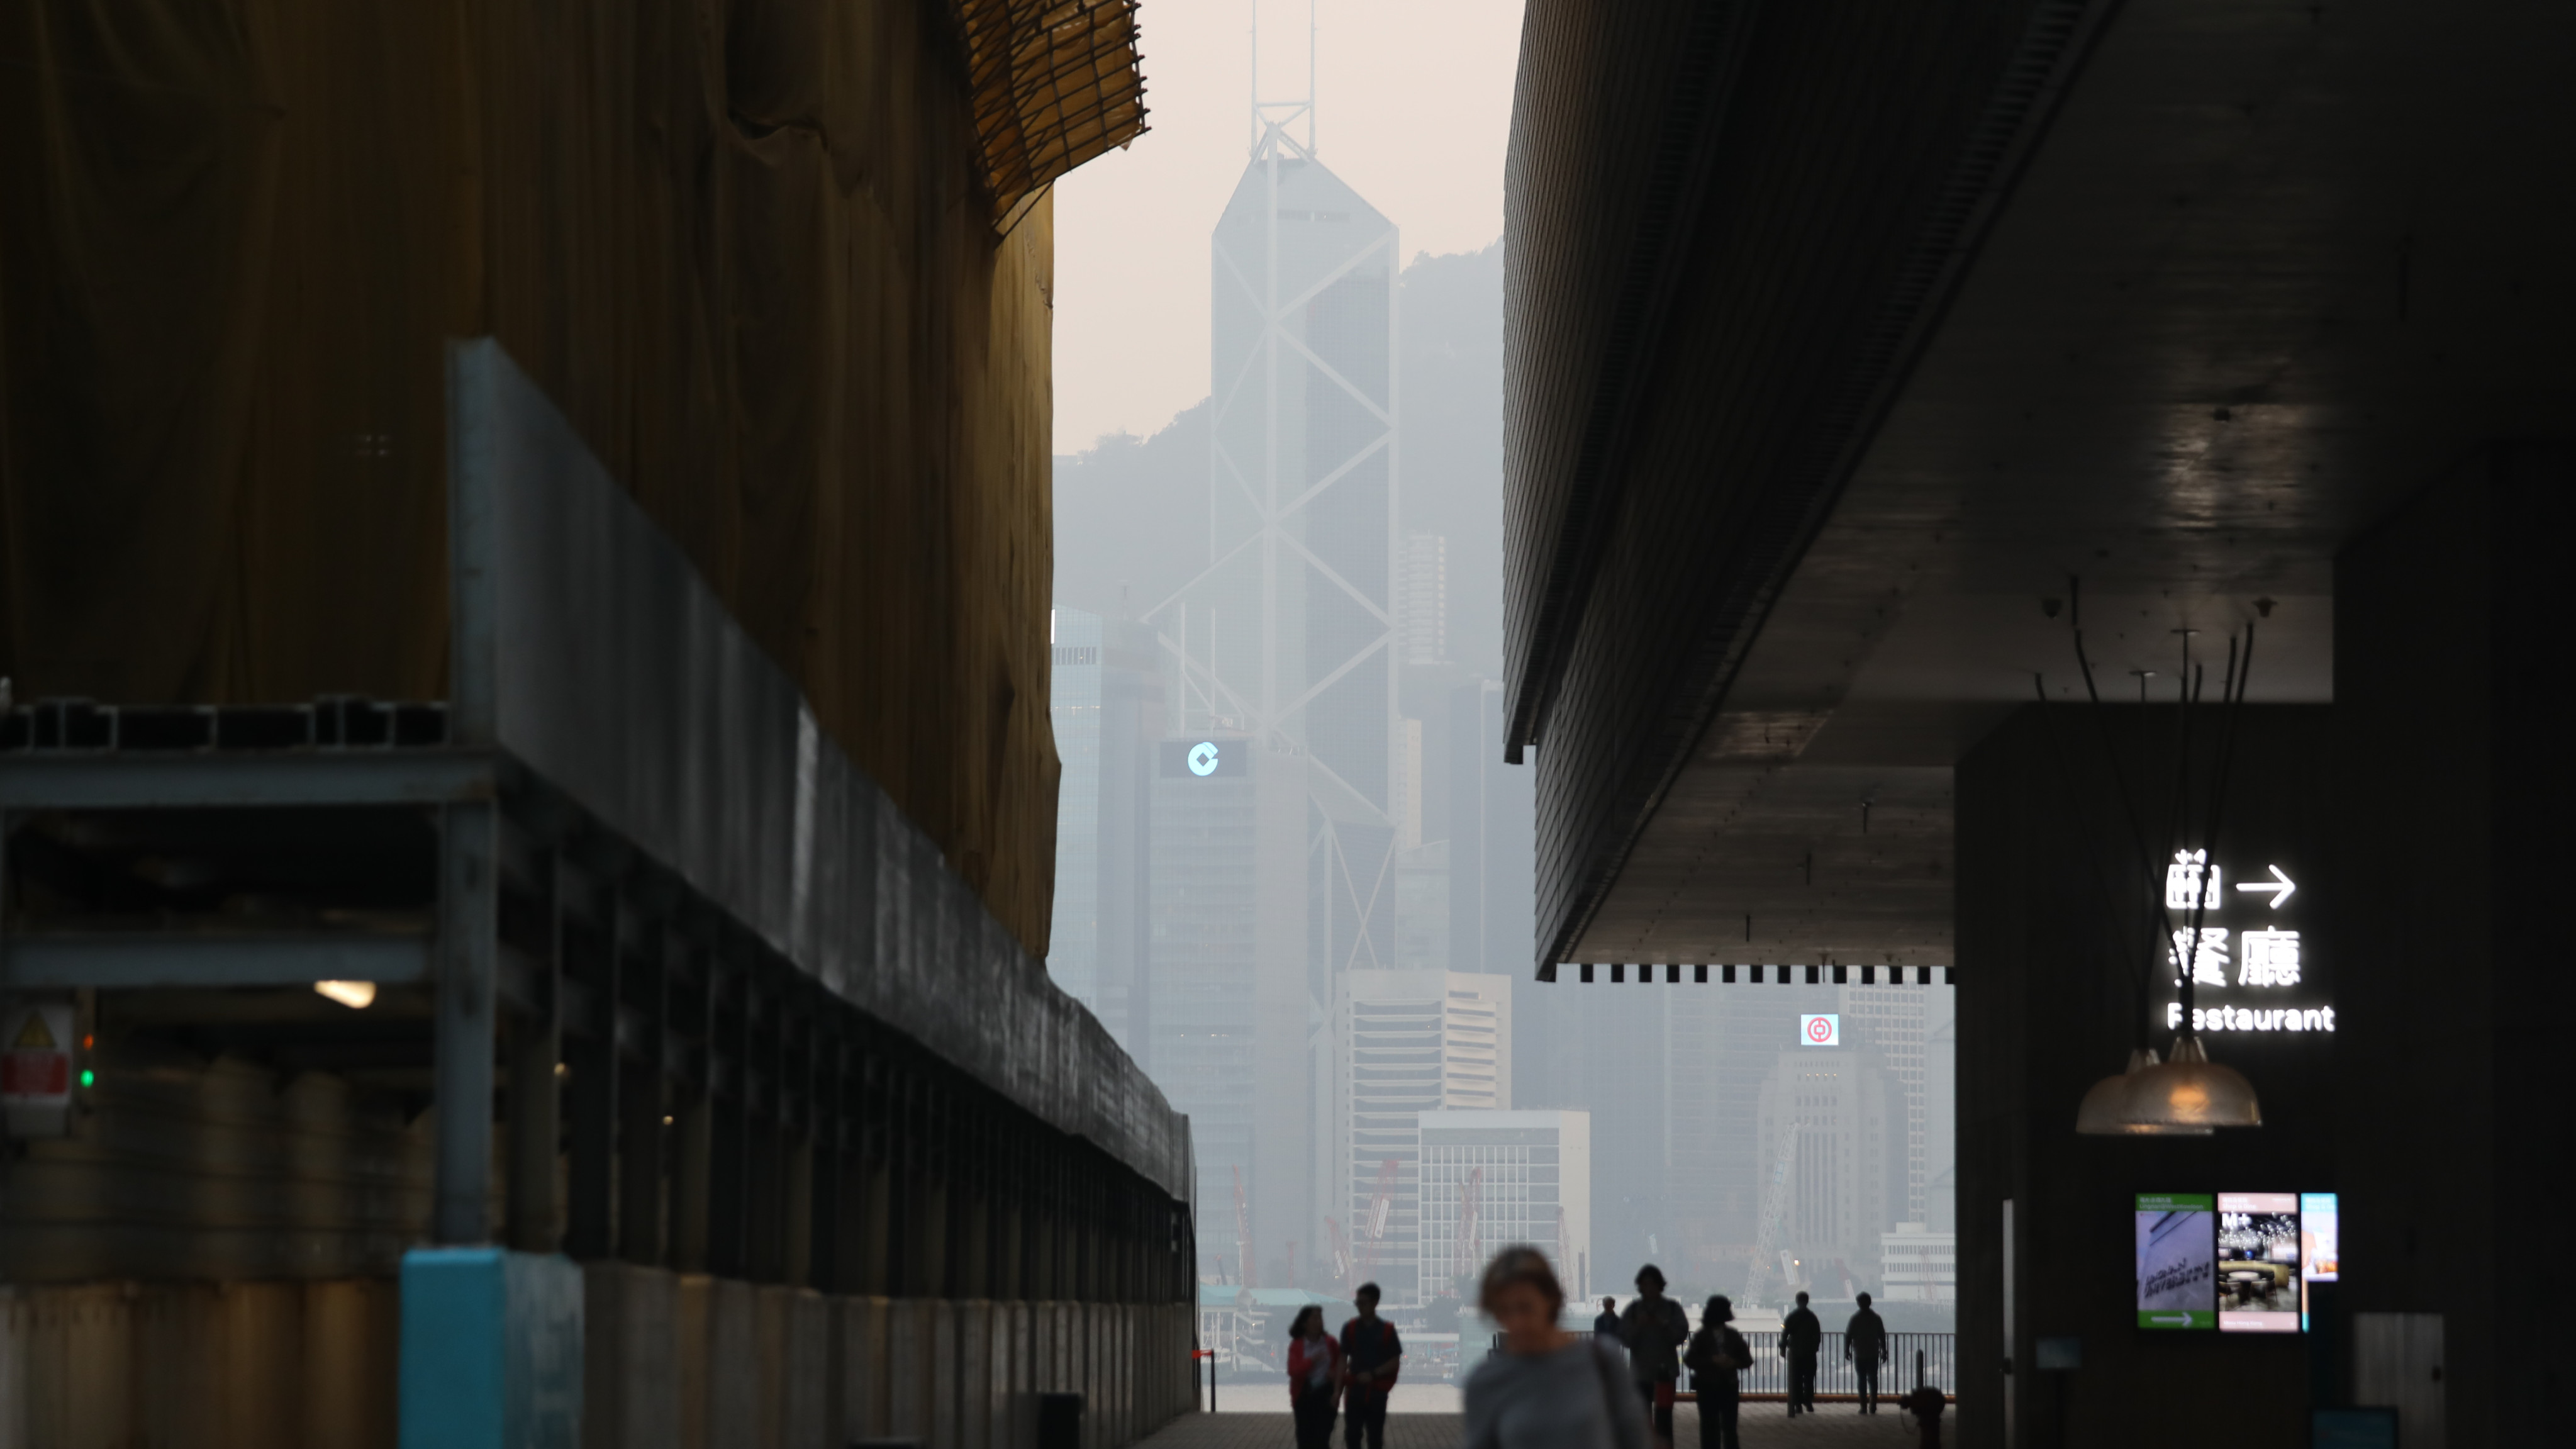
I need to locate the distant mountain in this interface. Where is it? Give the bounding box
[1052,241,1505,674]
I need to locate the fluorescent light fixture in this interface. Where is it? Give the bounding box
[315,980,377,1010]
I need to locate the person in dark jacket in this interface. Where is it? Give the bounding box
[1844,1292,1890,1414]
[1619,1265,1690,1446]
[1595,1297,1622,1340]
[1780,1291,1822,1416]
[1683,1295,1751,1449]
[1340,1282,1403,1449]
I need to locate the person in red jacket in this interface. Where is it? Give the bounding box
[1286,1304,1344,1449]
[1340,1282,1405,1449]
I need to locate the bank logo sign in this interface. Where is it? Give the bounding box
[1187,741,1221,776]
[1799,1013,1839,1047]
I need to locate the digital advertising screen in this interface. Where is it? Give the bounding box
[2135,1192,2216,1329]
[2217,1192,2302,1333]
[2300,1192,2339,1332]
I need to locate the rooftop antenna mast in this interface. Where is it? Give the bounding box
[1249,0,1320,158]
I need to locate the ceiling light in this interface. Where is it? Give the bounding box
[315,980,376,1010]
[2121,1034,2261,1131]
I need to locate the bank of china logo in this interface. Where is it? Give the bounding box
[1188,741,1221,777]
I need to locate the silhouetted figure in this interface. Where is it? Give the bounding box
[1595,1297,1622,1339]
[1683,1295,1751,1449]
[1780,1291,1822,1416]
[1341,1282,1403,1449]
[1286,1305,1342,1449]
[1844,1292,1889,1414]
[1619,1266,1690,1448]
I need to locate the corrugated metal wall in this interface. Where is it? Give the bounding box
[0,0,1064,954]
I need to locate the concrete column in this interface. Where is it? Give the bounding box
[839,1296,890,1443]
[706,1280,758,1449]
[583,1262,678,1449]
[888,1299,934,1444]
[2331,445,2576,1449]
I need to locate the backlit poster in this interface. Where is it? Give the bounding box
[2300,1192,2339,1332]
[2217,1192,2302,1332]
[2135,1193,2216,1329]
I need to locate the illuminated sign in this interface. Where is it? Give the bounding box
[2158,851,2331,1032]
[1159,739,1247,778]
[2136,1193,2216,1329]
[2217,1193,2302,1333]
[1799,1013,1840,1047]
[2300,1192,2339,1333]
[1188,741,1221,776]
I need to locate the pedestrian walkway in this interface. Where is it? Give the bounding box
[1134,1402,1932,1447]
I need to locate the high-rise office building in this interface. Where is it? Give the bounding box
[1753,1047,1906,1294]
[1147,732,1308,1281]
[1401,533,1446,666]
[1839,983,1931,1222]
[1335,970,1509,1302]
[1142,99,1402,1281]
[1417,1109,1590,1305]
[1047,607,1162,1056]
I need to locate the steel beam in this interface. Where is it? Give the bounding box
[433,800,501,1244]
[1,933,431,990]
[0,751,498,809]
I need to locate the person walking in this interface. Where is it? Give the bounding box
[1340,1282,1403,1449]
[1780,1290,1822,1417]
[1594,1297,1622,1340]
[1286,1305,1344,1449]
[1618,1265,1691,1448]
[1463,1246,1648,1449]
[1682,1295,1751,1449]
[1844,1292,1890,1414]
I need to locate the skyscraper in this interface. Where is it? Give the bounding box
[1047,607,1162,1056]
[1335,969,1510,1302]
[1141,96,1401,1280]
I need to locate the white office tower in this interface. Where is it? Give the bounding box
[1838,983,1931,1221]
[1753,1048,1906,1297]
[1401,532,1446,666]
[1143,70,1403,1289]
[1337,970,1510,1303]
[1417,1109,1590,1306]
[1878,1222,1957,1302]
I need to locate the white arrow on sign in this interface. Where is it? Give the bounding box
[2234,864,2296,909]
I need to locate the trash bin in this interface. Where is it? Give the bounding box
[1038,1391,1085,1449]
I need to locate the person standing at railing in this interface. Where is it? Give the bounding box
[1595,1297,1623,1342]
[1340,1282,1403,1449]
[1683,1295,1750,1449]
[1619,1265,1691,1448]
[1779,1291,1822,1416]
[1844,1292,1890,1414]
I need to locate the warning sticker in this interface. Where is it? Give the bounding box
[1,1003,74,1105]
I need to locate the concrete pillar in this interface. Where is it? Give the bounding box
[1956,705,2334,1448]
[753,1286,826,1449]
[887,1298,934,1444]
[932,1300,962,1449]
[583,1263,678,1449]
[676,1276,713,1449]
[2330,445,2576,1449]
[957,1301,991,1449]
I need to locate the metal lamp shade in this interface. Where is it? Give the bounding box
[2122,1034,2262,1130]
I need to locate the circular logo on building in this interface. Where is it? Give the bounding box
[1188,741,1222,776]
[1801,1013,1841,1047]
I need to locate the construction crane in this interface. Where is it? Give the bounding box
[1325,1217,1353,1293]
[1742,1126,1800,1306]
[1451,1166,1484,1282]
[1354,1157,1400,1285]
[1234,1165,1258,1290]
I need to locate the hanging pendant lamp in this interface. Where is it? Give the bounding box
[2075,1047,2215,1136]
[2121,1033,2261,1130]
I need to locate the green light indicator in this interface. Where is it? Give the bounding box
[79,1070,95,1089]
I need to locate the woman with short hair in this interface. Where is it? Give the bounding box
[1463,1246,1650,1449]
[1285,1304,1343,1449]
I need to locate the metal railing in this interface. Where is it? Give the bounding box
[1495,1331,1957,1399]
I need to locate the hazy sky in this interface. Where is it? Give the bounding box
[1051,0,1527,454]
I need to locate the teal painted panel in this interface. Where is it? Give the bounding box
[400,1247,584,1449]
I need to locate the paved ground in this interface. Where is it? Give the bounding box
[1137,1402,1929,1447]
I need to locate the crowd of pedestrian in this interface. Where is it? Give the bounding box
[1275,1245,1949,1449]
